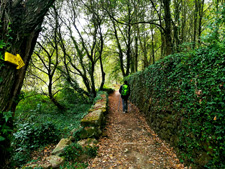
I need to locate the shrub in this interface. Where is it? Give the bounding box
[60,142,83,161]
[93,91,108,104]
[0,111,14,168]
[58,87,92,106]
[101,85,115,94]
[85,145,98,157]
[13,121,60,151]
[60,142,98,162]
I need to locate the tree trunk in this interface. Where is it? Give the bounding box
[126,4,132,77]
[0,0,55,110]
[48,82,64,110]
[173,0,181,52]
[181,0,187,44]
[0,1,55,167]
[99,25,105,90]
[198,0,204,45]
[112,19,126,77]
[193,0,199,49]
[151,24,155,64]
[162,0,173,56]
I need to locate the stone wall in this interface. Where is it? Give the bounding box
[127,72,181,151]
[126,56,213,168]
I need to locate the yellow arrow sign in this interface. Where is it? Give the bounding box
[16,54,25,69]
[4,52,25,69]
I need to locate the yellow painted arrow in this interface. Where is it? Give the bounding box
[4,52,25,69]
[16,54,25,69]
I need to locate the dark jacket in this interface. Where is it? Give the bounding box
[119,84,130,99]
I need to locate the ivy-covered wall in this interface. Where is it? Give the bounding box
[127,45,225,168]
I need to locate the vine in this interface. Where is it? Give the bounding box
[0,21,13,73]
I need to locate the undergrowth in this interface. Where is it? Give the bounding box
[11,89,93,168]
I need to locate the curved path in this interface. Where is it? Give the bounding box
[88,91,186,169]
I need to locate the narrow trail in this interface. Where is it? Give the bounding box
[88,91,186,169]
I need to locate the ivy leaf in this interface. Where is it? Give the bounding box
[3,111,13,123]
[0,136,5,142]
[0,40,6,49]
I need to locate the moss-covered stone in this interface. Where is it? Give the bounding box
[77,138,98,161]
[80,126,101,138]
[51,138,71,155]
[47,155,65,168]
[81,109,104,127]
[78,138,98,148]
[89,101,107,113]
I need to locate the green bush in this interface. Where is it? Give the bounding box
[85,145,98,157]
[11,121,60,167]
[13,122,60,151]
[0,111,14,167]
[60,142,97,162]
[93,91,108,104]
[11,150,31,167]
[101,85,115,94]
[60,142,83,161]
[58,87,92,106]
[16,91,57,116]
[0,111,13,143]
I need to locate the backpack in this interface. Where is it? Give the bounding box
[121,84,129,96]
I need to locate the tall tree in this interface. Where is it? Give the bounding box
[0,0,55,167]
[58,0,106,96]
[30,5,64,110]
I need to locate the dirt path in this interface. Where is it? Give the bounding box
[88,91,186,169]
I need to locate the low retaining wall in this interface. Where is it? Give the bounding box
[25,91,108,169]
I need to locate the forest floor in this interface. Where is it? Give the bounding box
[87,90,188,169]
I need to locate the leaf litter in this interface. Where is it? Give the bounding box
[88,90,189,169]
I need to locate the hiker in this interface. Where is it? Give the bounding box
[119,80,130,113]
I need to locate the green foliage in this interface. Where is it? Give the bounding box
[72,127,85,142]
[0,111,14,142]
[11,150,31,167]
[60,142,97,162]
[13,122,60,151]
[101,85,115,94]
[60,161,88,169]
[85,145,98,157]
[206,4,225,40]
[12,89,92,167]
[93,91,108,104]
[15,90,92,138]
[0,111,14,166]
[11,122,60,167]
[16,91,57,115]
[58,86,93,106]
[127,43,225,168]
[61,142,83,161]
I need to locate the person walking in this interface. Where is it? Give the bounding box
[119,80,130,113]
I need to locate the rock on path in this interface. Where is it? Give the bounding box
[88,90,186,169]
